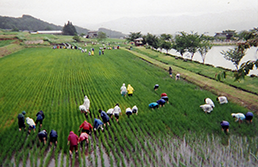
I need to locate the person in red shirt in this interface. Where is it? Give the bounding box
[67,131,78,156]
[78,120,93,135]
[78,132,89,147]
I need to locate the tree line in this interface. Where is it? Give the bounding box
[126,28,258,81]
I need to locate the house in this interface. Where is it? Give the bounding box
[134,37,143,46]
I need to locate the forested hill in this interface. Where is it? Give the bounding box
[98,28,126,38]
[0,15,90,35]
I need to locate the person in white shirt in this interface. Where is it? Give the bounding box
[132,105,138,115]
[231,113,245,124]
[126,108,132,118]
[120,83,127,97]
[200,104,213,113]
[217,96,228,104]
[26,117,36,134]
[204,98,215,108]
[106,108,114,118]
[80,96,90,118]
[113,103,121,122]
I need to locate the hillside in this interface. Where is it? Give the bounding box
[0,15,127,38]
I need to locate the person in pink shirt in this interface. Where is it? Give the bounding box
[78,132,89,147]
[67,131,78,156]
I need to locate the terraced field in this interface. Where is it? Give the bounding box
[0,47,257,167]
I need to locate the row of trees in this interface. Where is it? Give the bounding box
[127,31,212,64]
[127,28,258,81]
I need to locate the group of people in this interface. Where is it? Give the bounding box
[17,110,58,146]
[168,66,180,80]
[199,96,254,133]
[149,92,169,109]
[120,83,134,97]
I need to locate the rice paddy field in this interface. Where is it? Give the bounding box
[0,47,258,167]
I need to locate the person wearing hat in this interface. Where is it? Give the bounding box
[17,111,26,131]
[120,83,127,97]
[231,113,245,124]
[220,120,230,133]
[113,103,122,122]
[245,111,254,123]
[204,98,215,108]
[67,131,78,156]
[127,84,134,96]
[157,98,166,107]
[80,95,90,118]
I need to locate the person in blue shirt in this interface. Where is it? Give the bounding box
[149,102,159,109]
[49,129,58,146]
[157,99,166,107]
[98,109,110,126]
[245,111,254,123]
[220,120,229,133]
[38,129,47,145]
[35,110,45,128]
[93,118,104,131]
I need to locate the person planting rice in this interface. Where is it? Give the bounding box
[217,96,228,104]
[98,109,110,126]
[38,129,47,145]
[49,129,58,146]
[149,102,159,109]
[220,120,230,133]
[127,84,134,96]
[204,98,215,108]
[17,111,26,131]
[176,73,180,80]
[245,111,254,123]
[113,103,122,122]
[161,93,167,97]
[132,105,138,115]
[200,103,213,113]
[120,83,127,97]
[106,108,114,118]
[79,96,90,118]
[67,131,78,156]
[78,132,89,147]
[26,117,36,134]
[161,95,169,104]
[169,67,173,78]
[93,118,104,131]
[78,120,93,135]
[154,84,159,91]
[126,108,132,118]
[35,110,45,128]
[157,98,166,107]
[231,113,245,124]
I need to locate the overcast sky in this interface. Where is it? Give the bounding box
[0,0,257,34]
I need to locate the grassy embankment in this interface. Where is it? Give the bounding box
[0,47,257,166]
[125,47,258,113]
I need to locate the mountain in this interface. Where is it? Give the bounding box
[84,9,257,36]
[0,15,126,38]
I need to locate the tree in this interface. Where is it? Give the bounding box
[126,32,142,42]
[198,40,211,64]
[184,32,201,60]
[221,48,245,70]
[62,21,77,36]
[97,31,107,41]
[216,27,258,81]
[172,33,187,57]
[73,35,81,42]
[144,33,159,49]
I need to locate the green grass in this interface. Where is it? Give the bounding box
[0,47,257,166]
[133,47,258,95]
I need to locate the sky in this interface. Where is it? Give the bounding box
[0,0,257,34]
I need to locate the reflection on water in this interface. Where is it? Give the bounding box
[167,46,258,75]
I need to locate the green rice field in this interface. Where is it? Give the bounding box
[0,47,257,167]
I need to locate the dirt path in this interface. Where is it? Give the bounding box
[123,48,258,113]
